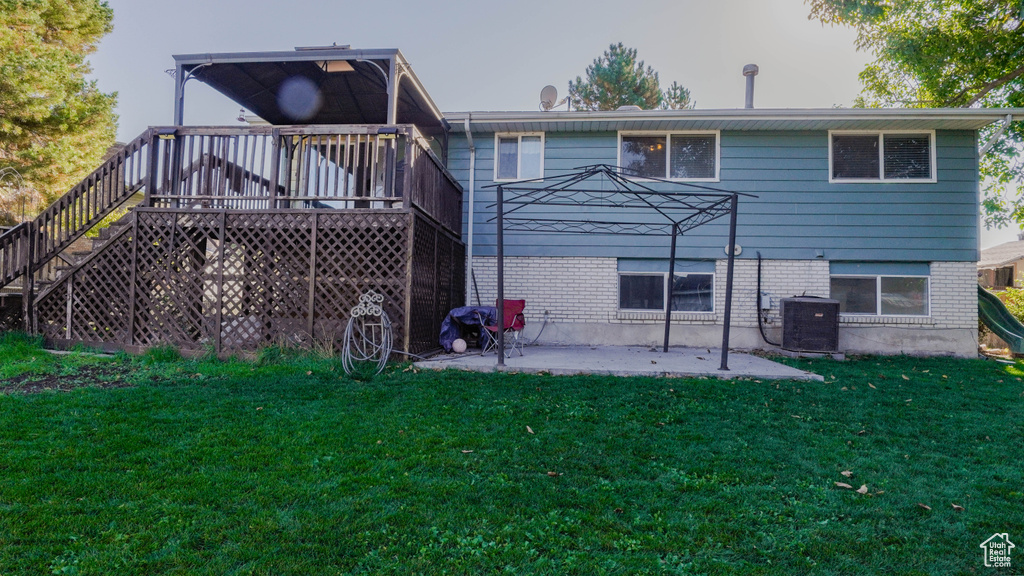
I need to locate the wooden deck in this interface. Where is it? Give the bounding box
[0,125,465,356]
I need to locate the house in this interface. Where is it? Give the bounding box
[979,233,1024,289]
[444,107,1023,357]
[0,45,1021,359]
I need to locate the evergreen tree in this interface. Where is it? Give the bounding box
[807,0,1024,226]
[0,0,117,224]
[661,81,693,110]
[568,43,695,111]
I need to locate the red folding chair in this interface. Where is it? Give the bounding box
[477,299,526,357]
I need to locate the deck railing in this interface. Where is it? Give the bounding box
[0,123,462,294]
[0,131,151,289]
[147,125,462,234]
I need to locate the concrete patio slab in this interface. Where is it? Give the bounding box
[415,345,823,381]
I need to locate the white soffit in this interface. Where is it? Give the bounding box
[445,108,1024,133]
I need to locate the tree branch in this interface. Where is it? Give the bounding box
[945,63,1024,107]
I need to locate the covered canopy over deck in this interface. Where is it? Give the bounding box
[172,46,448,141]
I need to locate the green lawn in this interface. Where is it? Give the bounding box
[0,333,1021,575]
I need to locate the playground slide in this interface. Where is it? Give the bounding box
[977,285,1024,354]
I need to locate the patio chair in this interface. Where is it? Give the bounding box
[477,299,526,357]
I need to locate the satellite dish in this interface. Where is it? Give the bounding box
[540,85,558,111]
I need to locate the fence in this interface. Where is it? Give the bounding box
[34,208,464,356]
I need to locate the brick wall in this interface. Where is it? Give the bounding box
[469,257,617,323]
[469,256,978,354]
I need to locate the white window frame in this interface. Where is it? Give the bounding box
[828,130,936,184]
[829,274,932,317]
[493,132,545,182]
[618,271,716,313]
[617,130,721,182]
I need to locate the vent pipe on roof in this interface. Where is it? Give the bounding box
[743,64,759,109]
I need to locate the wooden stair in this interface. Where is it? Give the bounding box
[34,217,134,293]
[0,130,153,293]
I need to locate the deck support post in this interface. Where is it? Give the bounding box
[173,64,185,125]
[386,59,398,125]
[126,214,140,345]
[21,222,35,333]
[215,212,226,354]
[307,212,319,339]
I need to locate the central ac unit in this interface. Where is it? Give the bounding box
[780,297,839,352]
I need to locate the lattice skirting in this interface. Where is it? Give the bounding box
[0,295,22,332]
[34,208,464,357]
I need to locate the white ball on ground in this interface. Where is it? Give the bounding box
[452,338,467,353]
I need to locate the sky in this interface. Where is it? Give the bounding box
[86,0,1020,247]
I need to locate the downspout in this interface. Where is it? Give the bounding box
[978,114,1013,157]
[463,116,476,305]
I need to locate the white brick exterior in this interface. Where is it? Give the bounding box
[470,256,978,356]
[470,257,618,323]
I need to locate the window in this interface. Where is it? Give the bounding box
[994,266,1014,288]
[495,133,543,181]
[619,132,718,181]
[830,131,934,182]
[620,274,664,310]
[619,272,714,312]
[830,275,930,316]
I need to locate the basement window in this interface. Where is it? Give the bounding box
[830,275,930,316]
[618,271,714,312]
[619,132,719,181]
[495,133,544,181]
[829,131,934,182]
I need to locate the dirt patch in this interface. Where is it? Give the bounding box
[0,364,134,394]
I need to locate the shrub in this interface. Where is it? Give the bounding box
[999,287,1024,324]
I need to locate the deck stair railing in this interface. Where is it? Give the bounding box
[0,130,152,291]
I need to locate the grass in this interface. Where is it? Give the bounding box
[0,333,1022,575]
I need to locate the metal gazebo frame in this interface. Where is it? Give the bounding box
[486,164,755,370]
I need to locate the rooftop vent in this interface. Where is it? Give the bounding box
[743,64,759,109]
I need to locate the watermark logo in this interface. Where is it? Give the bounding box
[980,533,1015,568]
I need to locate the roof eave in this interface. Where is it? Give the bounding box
[173,48,401,66]
[446,108,1024,132]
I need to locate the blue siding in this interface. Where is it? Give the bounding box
[619,259,716,273]
[831,262,931,275]
[449,129,979,262]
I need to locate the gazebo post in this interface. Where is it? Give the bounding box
[719,194,739,371]
[496,184,505,366]
[663,223,678,353]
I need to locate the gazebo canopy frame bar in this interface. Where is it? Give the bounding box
[487,165,754,370]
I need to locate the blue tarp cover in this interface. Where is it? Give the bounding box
[439,306,496,352]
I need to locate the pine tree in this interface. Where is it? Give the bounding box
[0,0,118,224]
[568,43,695,111]
[661,81,693,110]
